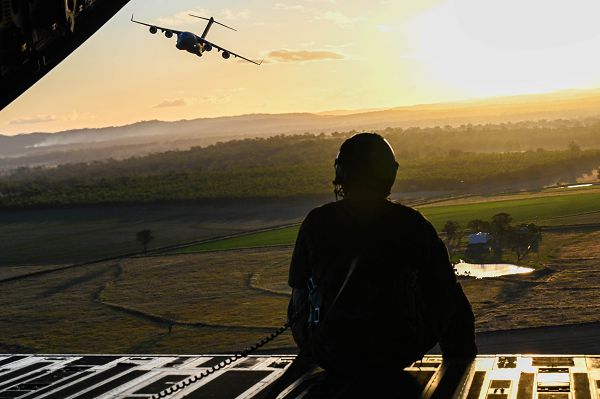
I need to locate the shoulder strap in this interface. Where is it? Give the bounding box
[307,253,361,326]
[329,254,361,311]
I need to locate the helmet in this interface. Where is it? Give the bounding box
[333,133,398,198]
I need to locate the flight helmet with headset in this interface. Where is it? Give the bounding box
[333,132,399,199]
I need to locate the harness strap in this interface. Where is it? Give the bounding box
[308,254,361,327]
[330,255,361,310]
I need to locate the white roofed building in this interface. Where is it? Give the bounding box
[468,232,489,245]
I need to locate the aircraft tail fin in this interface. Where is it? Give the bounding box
[189,15,237,31]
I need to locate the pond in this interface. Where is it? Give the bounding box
[454,261,534,279]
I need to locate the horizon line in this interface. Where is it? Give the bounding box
[3,86,600,137]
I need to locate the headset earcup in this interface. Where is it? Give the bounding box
[334,160,345,185]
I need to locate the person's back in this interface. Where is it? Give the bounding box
[287,133,477,382]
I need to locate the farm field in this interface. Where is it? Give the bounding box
[420,187,600,228]
[0,198,324,268]
[173,226,300,254]
[0,248,296,354]
[2,186,600,354]
[1,187,598,270]
[2,230,600,354]
[171,188,600,254]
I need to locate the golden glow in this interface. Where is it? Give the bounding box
[2,0,600,135]
[409,0,600,97]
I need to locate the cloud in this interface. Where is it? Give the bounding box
[9,114,58,125]
[153,98,191,108]
[377,24,391,33]
[316,11,364,26]
[156,8,249,27]
[8,110,96,125]
[156,9,210,27]
[268,49,344,62]
[195,89,244,105]
[154,90,244,108]
[323,42,354,49]
[220,8,250,21]
[196,95,230,105]
[64,110,96,121]
[274,3,306,11]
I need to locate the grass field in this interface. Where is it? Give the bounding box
[0,249,296,354]
[2,187,600,353]
[171,189,600,254]
[421,188,600,228]
[174,226,300,254]
[2,230,599,354]
[0,198,323,268]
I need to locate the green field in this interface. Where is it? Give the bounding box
[0,198,320,268]
[172,189,600,254]
[421,189,600,228]
[174,226,300,254]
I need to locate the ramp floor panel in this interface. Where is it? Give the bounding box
[0,354,599,398]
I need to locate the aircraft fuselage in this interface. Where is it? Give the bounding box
[176,32,201,55]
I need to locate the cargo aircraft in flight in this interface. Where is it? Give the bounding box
[130,14,263,65]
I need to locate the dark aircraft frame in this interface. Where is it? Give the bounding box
[0,0,132,110]
[131,14,262,65]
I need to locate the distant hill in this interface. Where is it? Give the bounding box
[2,88,600,170]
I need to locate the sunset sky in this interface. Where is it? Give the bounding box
[2,0,600,135]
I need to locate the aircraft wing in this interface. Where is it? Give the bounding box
[130,16,183,35]
[202,39,263,65]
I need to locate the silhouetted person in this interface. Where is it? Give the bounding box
[284,133,476,397]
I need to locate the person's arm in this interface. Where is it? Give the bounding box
[420,227,459,336]
[288,216,311,289]
[287,215,313,349]
[439,283,477,359]
[419,216,477,358]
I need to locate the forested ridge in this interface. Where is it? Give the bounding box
[1,120,600,208]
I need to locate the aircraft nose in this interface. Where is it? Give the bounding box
[176,33,196,51]
[176,35,185,49]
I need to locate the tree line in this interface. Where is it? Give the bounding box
[0,125,599,208]
[442,213,542,263]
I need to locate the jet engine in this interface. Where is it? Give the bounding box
[149,26,157,34]
[164,30,173,38]
[203,43,212,52]
[222,51,230,59]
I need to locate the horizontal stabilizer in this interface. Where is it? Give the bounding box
[189,14,237,31]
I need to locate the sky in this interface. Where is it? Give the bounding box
[3,0,600,135]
